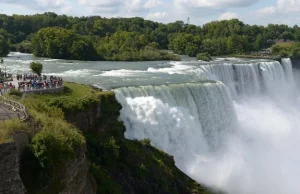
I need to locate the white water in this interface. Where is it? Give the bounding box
[115,59,300,194]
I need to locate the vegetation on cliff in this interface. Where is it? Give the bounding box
[0,119,28,143]
[4,83,92,193]
[1,82,214,194]
[271,42,300,58]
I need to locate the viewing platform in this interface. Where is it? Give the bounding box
[0,74,64,94]
[0,74,64,121]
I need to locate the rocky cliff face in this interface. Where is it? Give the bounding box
[291,59,300,69]
[0,132,94,194]
[0,133,28,194]
[65,100,101,133]
[58,143,94,194]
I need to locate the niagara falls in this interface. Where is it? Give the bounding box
[1,6,300,193]
[3,52,300,194]
[114,58,300,194]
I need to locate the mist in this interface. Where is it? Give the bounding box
[115,59,300,194]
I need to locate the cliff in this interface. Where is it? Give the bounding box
[0,133,28,194]
[0,82,213,194]
[64,89,213,194]
[291,59,300,69]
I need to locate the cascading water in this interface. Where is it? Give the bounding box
[188,60,284,98]
[115,82,237,150]
[115,58,300,194]
[281,58,294,84]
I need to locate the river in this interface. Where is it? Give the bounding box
[3,52,272,90]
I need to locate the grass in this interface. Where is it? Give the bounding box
[63,82,96,97]
[273,42,295,47]
[0,118,29,143]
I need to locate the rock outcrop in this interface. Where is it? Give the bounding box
[58,143,94,194]
[0,133,29,194]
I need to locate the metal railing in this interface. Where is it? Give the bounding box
[18,84,64,94]
[1,82,64,95]
[0,95,28,121]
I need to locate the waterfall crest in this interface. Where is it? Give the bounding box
[187,60,290,98]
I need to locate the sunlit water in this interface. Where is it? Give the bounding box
[3,52,272,90]
[5,52,300,194]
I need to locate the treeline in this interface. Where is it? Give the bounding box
[271,42,300,58]
[31,27,179,61]
[0,12,300,60]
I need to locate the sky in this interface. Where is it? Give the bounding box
[0,0,300,26]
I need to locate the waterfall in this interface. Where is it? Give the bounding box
[187,60,291,98]
[115,82,237,151]
[114,58,298,194]
[281,58,294,84]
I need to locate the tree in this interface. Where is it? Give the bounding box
[197,52,212,61]
[30,62,43,76]
[0,35,10,57]
[254,34,264,51]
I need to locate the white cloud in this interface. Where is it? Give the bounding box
[255,6,276,16]
[1,0,299,26]
[174,0,258,9]
[37,0,66,7]
[1,0,73,13]
[255,0,300,17]
[249,0,300,25]
[219,12,238,20]
[143,0,164,9]
[78,0,122,7]
[171,0,259,25]
[78,0,145,15]
[277,0,300,12]
[146,12,168,20]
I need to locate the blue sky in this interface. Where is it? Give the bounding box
[1,0,300,26]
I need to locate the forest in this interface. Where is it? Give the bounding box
[0,12,300,60]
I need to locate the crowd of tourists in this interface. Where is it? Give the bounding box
[0,74,63,93]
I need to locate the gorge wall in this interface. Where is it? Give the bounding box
[0,133,28,194]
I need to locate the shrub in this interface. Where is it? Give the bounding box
[9,88,22,96]
[90,164,122,194]
[31,126,84,169]
[140,139,151,146]
[197,52,212,61]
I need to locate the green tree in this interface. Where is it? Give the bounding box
[197,52,212,61]
[254,34,264,51]
[30,62,43,76]
[0,35,10,57]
